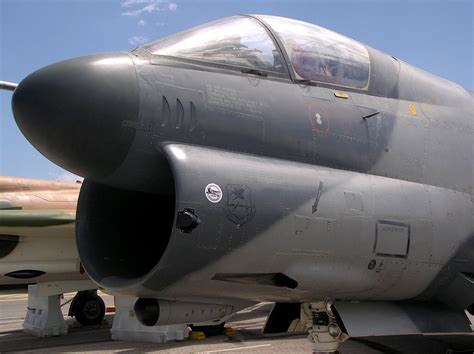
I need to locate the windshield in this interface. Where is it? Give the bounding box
[143,16,285,73]
[258,15,370,89]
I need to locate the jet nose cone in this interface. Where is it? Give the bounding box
[12,52,139,179]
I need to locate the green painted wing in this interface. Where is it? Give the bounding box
[0,210,75,227]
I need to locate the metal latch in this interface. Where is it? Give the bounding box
[176,208,201,234]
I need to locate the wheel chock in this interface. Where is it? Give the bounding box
[224,327,235,337]
[189,331,206,340]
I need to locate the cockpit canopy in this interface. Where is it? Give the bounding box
[144,16,285,73]
[143,15,370,90]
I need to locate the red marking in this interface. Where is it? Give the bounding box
[79,262,85,275]
[308,102,330,133]
[106,306,116,313]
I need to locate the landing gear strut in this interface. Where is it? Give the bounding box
[301,301,348,353]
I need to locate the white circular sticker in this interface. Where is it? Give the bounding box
[205,183,222,203]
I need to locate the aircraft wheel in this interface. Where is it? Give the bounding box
[72,292,105,326]
[190,322,225,336]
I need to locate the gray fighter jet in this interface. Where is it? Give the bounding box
[5,15,474,351]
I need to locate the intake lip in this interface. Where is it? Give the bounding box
[12,52,139,180]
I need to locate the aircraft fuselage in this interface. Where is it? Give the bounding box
[10,15,473,313]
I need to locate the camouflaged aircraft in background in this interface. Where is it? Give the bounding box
[0,176,107,326]
[5,15,473,351]
[0,176,82,285]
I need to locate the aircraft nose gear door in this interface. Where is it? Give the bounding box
[301,301,348,353]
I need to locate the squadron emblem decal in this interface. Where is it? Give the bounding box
[205,183,222,203]
[225,184,256,227]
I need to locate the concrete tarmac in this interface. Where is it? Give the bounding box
[0,290,473,353]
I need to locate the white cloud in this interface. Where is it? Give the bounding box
[142,3,161,13]
[128,35,148,46]
[120,0,176,16]
[137,19,146,26]
[168,2,177,11]
[122,9,142,16]
[121,0,151,7]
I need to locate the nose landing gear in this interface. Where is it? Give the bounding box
[68,290,105,326]
[301,301,348,353]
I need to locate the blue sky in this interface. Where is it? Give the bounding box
[1,0,472,181]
